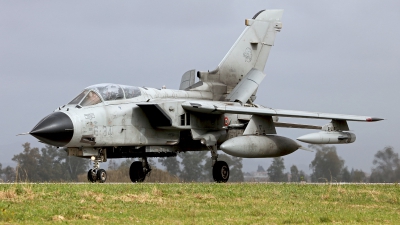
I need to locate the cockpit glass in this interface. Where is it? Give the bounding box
[122,86,141,99]
[68,90,88,105]
[81,83,141,103]
[96,84,124,101]
[80,91,102,107]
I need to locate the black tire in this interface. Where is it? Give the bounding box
[97,169,107,183]
[129,161,145,183]
[213,161,229,183]
[87,169,97,183]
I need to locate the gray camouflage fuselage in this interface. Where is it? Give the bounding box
[29,9,383,161]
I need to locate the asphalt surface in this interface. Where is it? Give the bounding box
[0,182,398,185]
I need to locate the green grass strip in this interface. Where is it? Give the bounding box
[0,183,399,224]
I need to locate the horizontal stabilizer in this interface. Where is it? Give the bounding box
[226,68,265,104]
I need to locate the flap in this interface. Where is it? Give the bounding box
[274,122,322,130]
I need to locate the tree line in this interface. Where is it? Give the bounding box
[263,145,400,183]
[0,143,88,182]
[158,151,244,182]
[0,142,244,182]
[1,142,399,183]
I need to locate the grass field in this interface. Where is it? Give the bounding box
[0,183,399,224]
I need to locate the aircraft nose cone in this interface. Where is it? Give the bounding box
[30,112,74,147]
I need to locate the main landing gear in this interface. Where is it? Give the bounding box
[129,157,152,183]
[87,149,107,183]
[211,147,229,183]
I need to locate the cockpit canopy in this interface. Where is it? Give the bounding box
[68,83,141,107]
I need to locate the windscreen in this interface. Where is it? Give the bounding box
[80,91,102,106]
[68,90,88,105]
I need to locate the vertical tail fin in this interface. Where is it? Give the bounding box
[197,9,283,97]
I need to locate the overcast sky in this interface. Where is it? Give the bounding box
[0,1,398,173]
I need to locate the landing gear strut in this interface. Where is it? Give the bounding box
[210,146,229,183]
[87,149,107,183]
[129,157,152,183]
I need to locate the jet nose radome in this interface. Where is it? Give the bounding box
[30,112,74,147]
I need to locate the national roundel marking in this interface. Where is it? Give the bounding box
[224,117,229,126]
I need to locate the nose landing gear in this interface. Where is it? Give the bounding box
[87,149,107,183]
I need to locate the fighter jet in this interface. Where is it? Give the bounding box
[27,9,382,183]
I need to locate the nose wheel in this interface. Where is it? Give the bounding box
[97,169,107,183]
[87,168,108,183]
[87,169,97,182]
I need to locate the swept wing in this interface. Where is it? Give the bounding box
[181,101,383,122]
